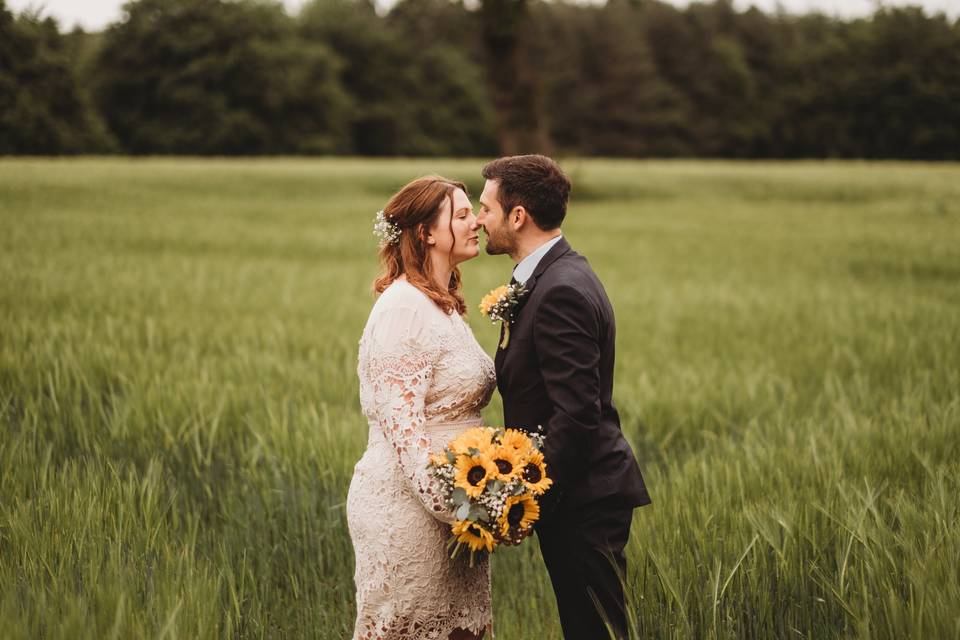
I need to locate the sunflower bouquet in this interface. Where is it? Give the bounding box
[428,426,552,565]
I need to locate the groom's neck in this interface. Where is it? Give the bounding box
[511,229,562,264]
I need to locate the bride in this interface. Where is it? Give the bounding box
[347,176,496,640]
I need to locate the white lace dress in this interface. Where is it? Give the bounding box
[347,279,497,640]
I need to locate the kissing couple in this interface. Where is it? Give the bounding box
[346,155,651,640]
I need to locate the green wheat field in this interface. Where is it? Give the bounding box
[1,158,959,639]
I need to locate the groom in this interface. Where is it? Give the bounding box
[477,155,651,639]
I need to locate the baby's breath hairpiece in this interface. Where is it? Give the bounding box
[373,209,402,247]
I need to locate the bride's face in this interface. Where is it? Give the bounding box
[428,188,480,265]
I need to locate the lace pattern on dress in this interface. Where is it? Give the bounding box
[366,341,451,521]
[349,280,497,640]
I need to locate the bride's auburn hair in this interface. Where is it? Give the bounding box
[374,175,468,316]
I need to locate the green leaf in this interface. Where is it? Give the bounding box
[450,487,469,506]
[456,502,471,521]
[469,504,490,522]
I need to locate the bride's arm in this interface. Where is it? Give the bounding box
[366,306,455,524]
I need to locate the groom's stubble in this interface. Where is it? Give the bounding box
[483,221,517,257]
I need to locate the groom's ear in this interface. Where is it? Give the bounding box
[510,205,528,230]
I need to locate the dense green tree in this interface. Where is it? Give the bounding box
[480,0,549,154]
[641,0,762,156]
[522,2,584,153]
[771,14,864,157]
[0,2,113,153]
[301,0,495,155]
[387,0,497,156]
[300,0,407,155]
[756,8,960,159]
[848,8,960,159]
[3,0,959,159]
[529,0,689,156]
[93,0,349,154]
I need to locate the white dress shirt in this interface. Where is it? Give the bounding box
[512,235,563,285]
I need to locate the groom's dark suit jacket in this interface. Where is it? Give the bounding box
[495,237,650,515]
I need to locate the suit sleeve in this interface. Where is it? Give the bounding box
[532,284,601,492]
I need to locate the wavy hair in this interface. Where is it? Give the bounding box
[373,175,468,315]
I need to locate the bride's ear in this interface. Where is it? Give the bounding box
[420,225,436,246]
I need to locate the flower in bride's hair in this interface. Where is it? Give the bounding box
[497,494,540,539]
[452,520,495,553]
[521,449,552,496]
[489,445,523,482]
[373,209,401,247]
[454,452,498,498]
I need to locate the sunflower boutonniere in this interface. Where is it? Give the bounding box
[479,282,528,348]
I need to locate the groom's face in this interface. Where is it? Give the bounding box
[477,179,517,256]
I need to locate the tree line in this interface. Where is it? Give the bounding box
[2,0,958,158]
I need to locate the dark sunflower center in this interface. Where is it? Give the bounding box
[469,524,483,536]
[507,503,525,527]
[467,465,487,485]
[495,459,513,474]
[523,463,542,483]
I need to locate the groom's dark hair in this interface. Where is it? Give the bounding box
[482,154,570,231]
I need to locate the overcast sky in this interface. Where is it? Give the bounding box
[7,0,959,31]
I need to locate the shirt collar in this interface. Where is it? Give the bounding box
[512,235,563,285]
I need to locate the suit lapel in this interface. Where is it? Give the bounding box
[531,236,571,280]
[495,237,572,370]
[512,236,571,317]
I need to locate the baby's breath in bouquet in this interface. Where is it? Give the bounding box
[428,426,552,565]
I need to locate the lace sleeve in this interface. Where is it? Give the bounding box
[365,305,454,524]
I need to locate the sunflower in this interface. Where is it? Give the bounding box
[479,285,509,316]
[520,449,553,496]
[450,426,496,457]
[500,429,534,456]
[454,452,498,498]
[489,445,523,482]
[452,520,496,553]
[497,494,540,539]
